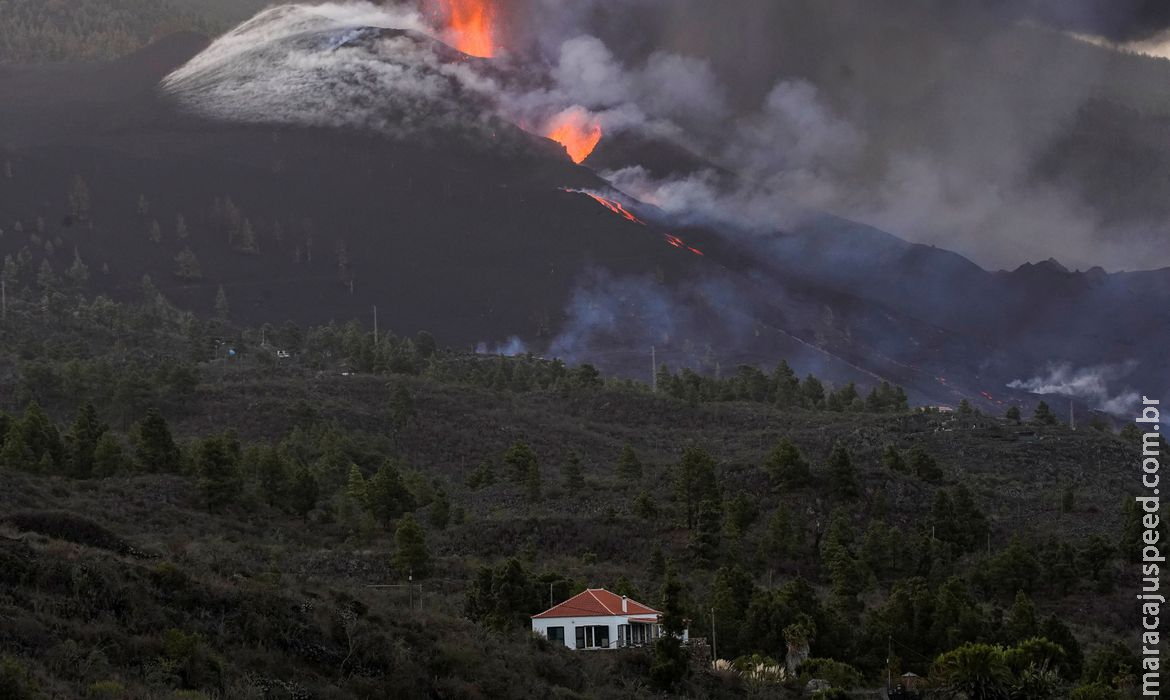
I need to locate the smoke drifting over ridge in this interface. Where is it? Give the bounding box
[1009,362,1141,415]
[163,0,1170,272]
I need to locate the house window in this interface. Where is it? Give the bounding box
[574,625,612,649]
[547,626,565,645]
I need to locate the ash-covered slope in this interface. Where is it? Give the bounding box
[0,5,1163,414]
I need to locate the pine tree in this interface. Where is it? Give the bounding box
[633,491,658,519]
[466,460,496,490]
[65,403,105,479]
[342,464,368,523]
[724,491,757,538]
[367,459,416,527]
[148,219,162,243]
[429,487,451,530]
[134,408,180,473]
[68,176,91,221]
[882,445,906,473]
[908,445,944,482]
[289,467,320,519]
[562,449,584,488]
[801,374,825,408]
[689,498,722,567]
[17,402,63,470]
[0,425,34,472]
[504,441,538,482]
[394,513,429,576]
[766,438,811,486]
[827,444,859,499]
[616,443,642,481]
[65,249,88,290]
[256,447,289,507]
[92,433,125,477]
[772,360,800,407]
[677,446,720,530]
[175,214,188,240]
[650,572,689,689]
[763,505,793,561]
[648,547,666,580]
[387,383,415,430]
[1003,591,1039,644]
[174,247,201,280]
[239,218,258,254]
[198,434,242,512]
[1033,400,1057,425]
[214,285,229,321]
[36,259,59,294]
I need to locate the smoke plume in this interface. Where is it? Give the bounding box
[1008,362,1141,415]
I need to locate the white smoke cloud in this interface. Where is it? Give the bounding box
[1008,362,1141,415]
[476,336,529,356]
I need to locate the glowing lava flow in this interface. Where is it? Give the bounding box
[580,191,644,225]
[544,107,603,164]
[437,0,496,58]
[563,189,705,257]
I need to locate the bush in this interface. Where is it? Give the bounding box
[1069,682,1123,700]
[0,656,36,700]
[798,658,864,689]
[86,680,126,698]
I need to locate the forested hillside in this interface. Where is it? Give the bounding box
[0,0,265,62]
[0,278,1156,699]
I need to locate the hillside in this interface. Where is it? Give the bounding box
[0,289,1155,698]
[1,28,1167,417]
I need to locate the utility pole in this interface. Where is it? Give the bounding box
[710,608,717,666]
[373,305,378,344]
[1,277,6,321]
[887,636,892,690]
[651,346,657,392]
[549,582,554,610]
[1070,400,1075,431]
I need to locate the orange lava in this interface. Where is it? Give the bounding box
[438,0,496,58]
[564,189,706,258]
[581,192,644,225]
[544,108,603,164]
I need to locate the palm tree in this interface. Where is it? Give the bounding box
[932,643,1013,699]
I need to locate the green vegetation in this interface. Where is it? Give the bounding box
[0,284,1156,698]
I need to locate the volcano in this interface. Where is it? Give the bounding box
[0,4,1167,414]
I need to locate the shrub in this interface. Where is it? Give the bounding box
[0,656,36,700]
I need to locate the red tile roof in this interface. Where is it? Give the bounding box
[532,588,660,619]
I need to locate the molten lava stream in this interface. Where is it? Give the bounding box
[544,108,603,164]
[437,0,496,58]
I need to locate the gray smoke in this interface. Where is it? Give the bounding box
[1008,362,1141,415]
[163,1,1170,273]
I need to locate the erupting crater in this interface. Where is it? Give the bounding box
[435,0,497,58]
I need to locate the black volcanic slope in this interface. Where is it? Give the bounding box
[1,32,1167,411]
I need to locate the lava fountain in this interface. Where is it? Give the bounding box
[544,107,603,164]
[436,0,497,58]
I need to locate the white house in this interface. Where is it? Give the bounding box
[531,588,689,650]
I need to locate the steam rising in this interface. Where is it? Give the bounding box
[1008,362,1140,415]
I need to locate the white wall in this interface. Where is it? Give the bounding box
[532,616,689,650]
